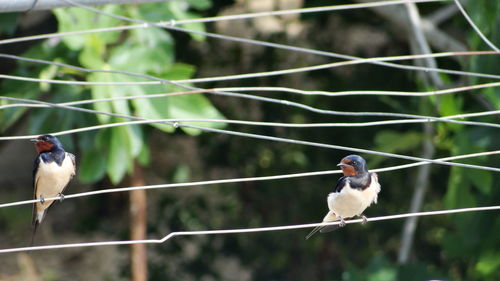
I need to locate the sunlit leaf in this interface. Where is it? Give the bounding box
[53,5,122,50]
[167,2,206,41]
[107,126,131,184]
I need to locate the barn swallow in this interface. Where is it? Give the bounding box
[30,134,76,245]
[306,155,380,239]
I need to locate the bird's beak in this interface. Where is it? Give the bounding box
[30,138,38,142]
[337,163,347,167]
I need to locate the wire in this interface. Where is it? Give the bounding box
[55,0,500,82]
[1,82,499,113]
[1,54,499,129]
[2,74,499,129]
[214,82,500,97]
[0,149,497,210]
[2,51,500,86]
[0,106,499,141]
[1,95,499,172]
[175,51,499,84]
[453,0,499,52]
[0,205,499,254]
[0,0,447,46]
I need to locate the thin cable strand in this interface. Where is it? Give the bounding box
[2,77,499,129]
[453,0,499,52]
[0,205,499,254]
[1,95,499,173]
[55,0,500,81]
[2,81,500,112]
[2,51,500,86]
[0,149,496,210]
[0,107,499,142]
[0,0,447,46]
[214,82,500,97]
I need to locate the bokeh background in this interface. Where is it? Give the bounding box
[0,0,499,280]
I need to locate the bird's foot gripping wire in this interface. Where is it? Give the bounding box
[360,215,368,224]
[39,195,45,204]
[338,217,346,227]
[58,193,65,202]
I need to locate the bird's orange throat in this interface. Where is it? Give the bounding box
[35,141,53,153]
[341,166,357,176]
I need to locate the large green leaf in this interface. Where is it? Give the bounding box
[79,147,107,183]
[88,73,113,123]
[167,2,206,41]
[167,94,226,135]
[476,252,500,277]
[53,5,122,50]
[110,27,174,73]
[107,126,132,184]
[369,130,423,167]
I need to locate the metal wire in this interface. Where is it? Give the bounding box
[0,205,498,254]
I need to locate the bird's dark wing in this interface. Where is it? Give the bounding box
[68,152,76,177]
[334,176,348,193]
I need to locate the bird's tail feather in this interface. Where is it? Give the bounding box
[305,211,341,239]
[305,226,323,240]
[319,224,341,233]
[30,221,39,246]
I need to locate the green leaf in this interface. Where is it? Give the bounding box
[79,148,107,183]
[107,126,131,184]
[134,2,175,23]
[126,125,143,158]
[444,167,476,209]
[79,36,106,69]
[39,63,59,91]
[130,26,174,50]
[0,13,18,35]
[370,130,423,166]
[167,94,226,135]
[167,2,206,41]
[88,71,132,122]
[109,36,174,73]
[187,0,212,10]
[476,252,500,276]
[88,73,113,123]
[162,63,195,80]
[53,5,122,50]
[137,144,150,166]
[466,168,492,194]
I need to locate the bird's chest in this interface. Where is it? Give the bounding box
[35,155,74,196]
[327,181,379,218]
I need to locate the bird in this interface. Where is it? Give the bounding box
[306,155,380,239]
[30,134,76,245]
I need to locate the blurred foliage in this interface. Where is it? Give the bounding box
[0,0,499,280]
[0,1,224,184]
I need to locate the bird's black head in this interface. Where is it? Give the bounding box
[31,134,63,153]
[337,155,368,176]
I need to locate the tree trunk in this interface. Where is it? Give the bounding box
[130,162,148,281]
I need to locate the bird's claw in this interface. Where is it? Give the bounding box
[58,193,65,202]
[339,217,346,227]
[40,195,45,204]
[361,215,368,224]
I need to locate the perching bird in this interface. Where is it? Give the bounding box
[31,134,76,245]
[306,155,380,239]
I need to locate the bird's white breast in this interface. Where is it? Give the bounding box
[327,173,380,218]
[35,153,75,206]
